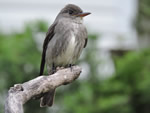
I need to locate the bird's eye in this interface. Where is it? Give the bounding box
[68,10,74,15]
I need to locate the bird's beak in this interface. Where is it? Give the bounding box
[76,12,91,17]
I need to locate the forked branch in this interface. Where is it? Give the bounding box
[5,66,82,113]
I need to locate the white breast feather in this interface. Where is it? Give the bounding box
[56,32,77,65]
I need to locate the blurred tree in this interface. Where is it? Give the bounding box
[136,0,150,48]
[136,0,150,35]
[60,49,150,113]
[114,50,150,113]
[0,21,48,113]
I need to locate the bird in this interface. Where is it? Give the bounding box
[39,4,91,107]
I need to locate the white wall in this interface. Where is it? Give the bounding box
[0,0,138,50]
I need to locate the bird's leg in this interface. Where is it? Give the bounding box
[69,64,73,71]
[69,64,75,71]
[51,63,56,74]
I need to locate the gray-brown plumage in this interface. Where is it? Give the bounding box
[39,4,91,107]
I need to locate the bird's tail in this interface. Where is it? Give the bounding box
[40,89,56,107]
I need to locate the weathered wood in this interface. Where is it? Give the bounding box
[5,66,82,113]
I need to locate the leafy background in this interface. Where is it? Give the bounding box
[1,0,150,113]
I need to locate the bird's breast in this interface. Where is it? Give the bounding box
[55,32,77,65]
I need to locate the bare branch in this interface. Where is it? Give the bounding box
[5,66,82,113]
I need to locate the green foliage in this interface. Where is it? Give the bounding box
[114,50,150,113]
[58,49,150,113]
[0,26,40,86]
[0,21,48,113]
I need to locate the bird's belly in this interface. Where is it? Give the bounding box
[55,35,77,66]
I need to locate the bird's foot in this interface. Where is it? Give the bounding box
[69,64,75,71]
[51,69,56,74]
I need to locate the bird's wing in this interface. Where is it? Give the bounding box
[39,23,57,76]
[83,28,88,48]
[84,38,88,48]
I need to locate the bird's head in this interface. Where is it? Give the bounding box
[56,4,91,22]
